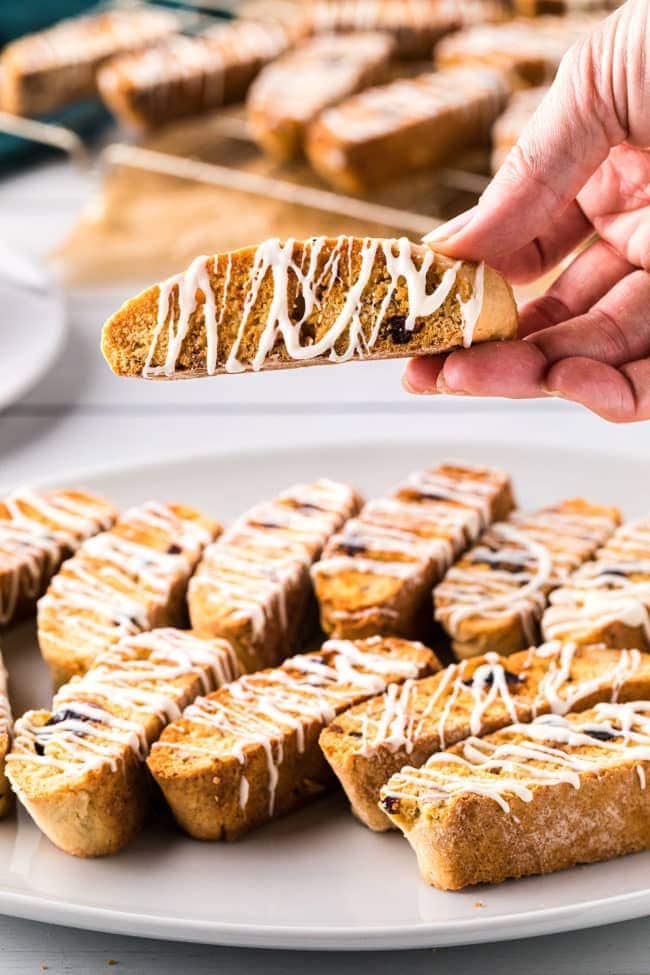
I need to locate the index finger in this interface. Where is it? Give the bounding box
[423,12,624,263]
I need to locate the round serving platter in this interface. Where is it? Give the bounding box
[0,440,648,950]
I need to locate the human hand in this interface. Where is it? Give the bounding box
[404,0,650,422]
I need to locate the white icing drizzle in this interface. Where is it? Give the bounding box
[99,20,291,126]
[0,488,115,626]
[38,501,214,662]
[316,67,506,143]
[141,237,485,378]
[311,0,459,34]
[248,32,393,126]
[438,17,594,74]
[7,629,239,789]
[543,518,650,645]
[435,505,618,643]
[353,642,645,757]
[105,20,290,90]
[312,464,507,622]
[190,480,358,647]
[383,702,650,815]
[153,637,425,816]
[4,8,178,73]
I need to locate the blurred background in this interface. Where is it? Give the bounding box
[0,0,626,486]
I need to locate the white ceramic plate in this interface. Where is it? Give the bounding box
[1,441,649,950]
[0,251,67,412]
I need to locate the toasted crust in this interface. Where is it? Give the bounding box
[248,33,394,161]
[101,237,517,380]
[98,21,293,131]
[380,702,650,889]
[0,488,117,628]
[0,8,178,115]
[434,499,621,659]
[189,480,363,672]
[148,637,440,840]
[38,502,221,686]
[543,517,650,651]
[320,643,650,830]
[312,463,514,642]
[305,67,509,194]
[7,629,240,857]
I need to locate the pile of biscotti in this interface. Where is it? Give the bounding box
[2,459,650,891]
[0,2,617,188]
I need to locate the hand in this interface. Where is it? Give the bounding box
[404,0,650,422]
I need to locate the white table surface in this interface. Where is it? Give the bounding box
[1,158,650,974]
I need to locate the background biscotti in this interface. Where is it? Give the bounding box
[38,501,220,685]
[0,488,117,628]
[313,462,514,641]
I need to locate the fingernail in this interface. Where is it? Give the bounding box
[436,371,465,395]
[423,206,478,244]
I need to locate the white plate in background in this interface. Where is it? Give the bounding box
[0,440,648,950]
[0,249,66,412]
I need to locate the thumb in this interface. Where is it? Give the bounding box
[424,6,634,263]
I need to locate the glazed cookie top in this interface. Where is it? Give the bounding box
[329,642,649,759]
[381,699,650,817]
[0,488,117,625]
[7,628,241,791]
[150,636,437,813]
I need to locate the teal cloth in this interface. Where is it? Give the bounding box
[0,0,97,44]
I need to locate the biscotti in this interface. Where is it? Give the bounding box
[38,502,220,686]
[435,18,596,88]
[543,517,650,651]
[306,0,505,60]
[248,32,394,161]
[380,701,650,889]
[0,651,12,818]
[0,7,178,115]
[312,462,514,641]
[189,480,362,672]
[148,636,440,840]
[0,488,117,627]
[512,0,620,13]
[307,0,458,59]
[491,86,548,171]
[6,628,240,856]
[320,641,650,830]
[102,237,517,380]
[434,499,621,659]
[306,66,508,193]
[98,20,294,131]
